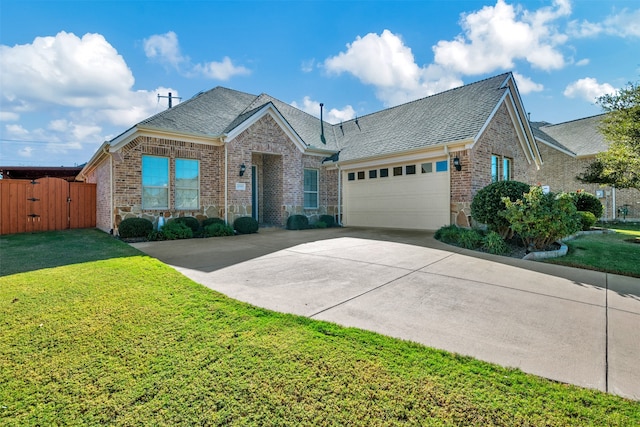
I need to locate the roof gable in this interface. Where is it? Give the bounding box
[533,115,606,157]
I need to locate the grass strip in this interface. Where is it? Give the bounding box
[1,229,639,426]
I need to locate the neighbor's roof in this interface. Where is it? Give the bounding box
[533,115,607,157]
[334,73,513,162]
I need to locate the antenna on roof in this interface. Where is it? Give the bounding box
[157,92,182,109]
[339,121,344,135]
[320,103,326,144]
[355,116,361,131]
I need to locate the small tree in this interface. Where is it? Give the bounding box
[502,186,580,251]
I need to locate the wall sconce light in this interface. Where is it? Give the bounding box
[239,163,246,177]
[453,156,462,171]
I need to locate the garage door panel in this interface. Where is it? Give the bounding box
[344,170,449,230]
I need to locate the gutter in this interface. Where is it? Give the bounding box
[223,137,229,225]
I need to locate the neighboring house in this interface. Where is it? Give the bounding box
[0,166,83,182]
[79,72,543,233]
[532,116,638,220]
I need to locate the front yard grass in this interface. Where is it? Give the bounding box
[1,229,639,426]
[544,223,640,277]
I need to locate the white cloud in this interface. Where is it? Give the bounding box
[563,78,616,102]
[0,111,19,121]
[575,58,589,66]
[144,31,250,80]
[5,124,29,137]
[603,9,640,38]
[18,146,34,158]
[513,72,543,94]
[143,31,185,67]
[324,30,462,106]
[301,59,315,73]
[291,96,356,124]
[193,57,250,80]
[433,0,570,74]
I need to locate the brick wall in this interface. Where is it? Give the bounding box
[533,143,638,220]
[84,157,112,233]
[450,103,538,226]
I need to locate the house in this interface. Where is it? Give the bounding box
[0,165,83,182]
[79,72,544,234]
[532,116,638,220]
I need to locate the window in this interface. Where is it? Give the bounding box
[142,156,169,209]
[435,160,448,172]
[175,159,199,210]
[357,171,365,180]
[369,170,377,179]
[421,163,432,173]
[491,155,499,182]
[380,168,389,178]
[393,166,403,176]
[348,172,355,181]
[304,169,318,209]
[502,157,511,181]
[406,165,416,175]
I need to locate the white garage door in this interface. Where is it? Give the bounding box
[343,161,450,230]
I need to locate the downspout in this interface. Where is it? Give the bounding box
[612,186,616,220]
[223,137,228,225]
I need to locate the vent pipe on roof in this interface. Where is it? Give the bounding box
[320,103,326,144]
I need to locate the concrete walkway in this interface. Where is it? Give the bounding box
[132,227,640,400]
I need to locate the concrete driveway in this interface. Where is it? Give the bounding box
[132,227,640,400]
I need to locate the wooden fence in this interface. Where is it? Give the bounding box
[0,177,96,235]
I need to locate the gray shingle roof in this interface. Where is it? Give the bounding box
[120,73,519,162]
[533,115,607,157]
[530,121,576,155]
[334,73,511,161]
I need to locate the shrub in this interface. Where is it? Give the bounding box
[319,214,335,228]
[202,217,226,228]
[147,230,165,241]
[314,221,327,229]
[161,221,193,240]
[204,223,234,237]
[570,191,603,218]
[172,216,200,233]
[286,214,309,230]
[471,180,531,237]
[458,228,484,249]
[577,211,597,231]
[118,217,154,238]
[502,187,580,250]
[234,216,259,234]
[434,224,463,244]
[482,231,509,255]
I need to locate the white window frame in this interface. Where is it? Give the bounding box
[175,158,200,210]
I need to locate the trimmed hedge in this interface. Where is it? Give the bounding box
[118,217,154,238]
[471,180,531,237]
[234,216,259,234]
[319,214,335,228]
[570,191,603,219]
[202,217,226,228]
[204,223,234,237]
[161,221,193,240]
[171,216,200,233]
[287,215,309,230]
[577,211,597,231]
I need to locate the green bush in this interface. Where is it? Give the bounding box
[434,225,463,244]
[319,214,335,228]
[118,217,154,238]
[204,223,234,237]
[172,216,200,233]
[570,191,603,218]
[471,180,531,237]
[458,228,484,249]
[202,217,226,227]
[234,216,259,234]
[286,214,309,230]
[147,230,165,241]
[502,187,580,250]
[314,221,327,229]
[577,211,597,231]
[161,221,193,240]
[482,231,509,255]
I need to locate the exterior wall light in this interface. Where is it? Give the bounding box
[239,163,246,177]
[453,156,462,171]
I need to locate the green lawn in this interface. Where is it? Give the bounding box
[1,230,639,426]
[545,223,640,277]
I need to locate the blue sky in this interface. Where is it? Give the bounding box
[1,0,639,167]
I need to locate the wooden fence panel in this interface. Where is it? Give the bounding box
[69,182,96,229]
[0,178,96,235]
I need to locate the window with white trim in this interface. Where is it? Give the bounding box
[502,157,512,181]
[142,156,169,209]
[175,159,199,209]
[304,169,319,209]
[491,155,500,182]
